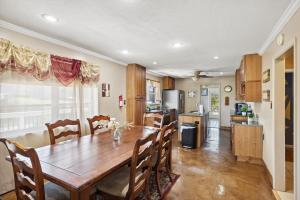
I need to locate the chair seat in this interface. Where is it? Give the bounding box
[97,166,131,197]
[31,182,70,200]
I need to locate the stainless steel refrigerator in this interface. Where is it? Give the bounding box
[162,90,185,114]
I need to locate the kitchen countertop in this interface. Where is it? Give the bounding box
[231,114,248,117]
[231,121,262,127]
[145,110,163,113]
[179,112,207,117]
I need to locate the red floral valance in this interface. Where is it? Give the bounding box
[51,55,81,86]
[0,38,100,85]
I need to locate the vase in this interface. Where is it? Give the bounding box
[248,118,254,124]
[242,112,247,116]
[113,129,120,141]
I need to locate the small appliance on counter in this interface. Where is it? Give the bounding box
[181,123,197,149]
[235,103,253,116]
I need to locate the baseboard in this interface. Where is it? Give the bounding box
[272,190,294,200]
[272,190,281,200]
[237,156,263,165]
[263,160,274,188]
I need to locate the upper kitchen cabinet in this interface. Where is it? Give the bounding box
[235,68,243,101]
[242,54,262,82]
[236,54,262,102]
[127,64,146,125]
[162,76,175,90]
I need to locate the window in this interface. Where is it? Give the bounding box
[146,79,161,104]
[0,79,99,138]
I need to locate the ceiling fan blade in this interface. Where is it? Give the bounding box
[199,75,214,78]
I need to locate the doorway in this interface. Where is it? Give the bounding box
[274,46,295,199]
[285,48,294,195]
[200,84,221,128]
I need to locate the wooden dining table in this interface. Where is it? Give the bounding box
[31,126,159,200]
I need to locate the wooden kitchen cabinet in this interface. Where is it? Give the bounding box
[235,69,243,101]
[126,64,146,125]
[162,76,175,90]
[235,54,262,102]
[232,124,263,164]
[243,54,262,81]
[245,81,261,102]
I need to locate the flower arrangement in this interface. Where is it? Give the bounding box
[108,118,121,140]
[107,119,135,141]
[108,118,120,130]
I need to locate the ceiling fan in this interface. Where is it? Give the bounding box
[191,71,215,81]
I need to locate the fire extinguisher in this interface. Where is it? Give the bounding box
[119,95,123,108]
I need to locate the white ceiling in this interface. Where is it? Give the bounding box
[0,0,292,77]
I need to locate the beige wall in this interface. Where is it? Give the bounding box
[0,27,127,194]
[175,76,237,127]
[254,8,300,195]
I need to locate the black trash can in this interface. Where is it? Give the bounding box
[181,123,197,149]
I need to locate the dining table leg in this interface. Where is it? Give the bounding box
[70,190,79,200]
[80,187,92,200]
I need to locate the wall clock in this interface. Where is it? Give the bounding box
[224,85,232,93]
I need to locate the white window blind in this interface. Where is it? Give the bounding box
[0,73,99,138]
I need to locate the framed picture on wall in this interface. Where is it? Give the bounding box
[102,83,110,97]
[263,69,270,83]
[201,88,208,96]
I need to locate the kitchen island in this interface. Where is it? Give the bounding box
[178,112,208,148]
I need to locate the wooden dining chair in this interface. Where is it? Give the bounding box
[143,113,164,129]
[87,115,110,135]
[45,119,81,145]
[0,138,69,200]
[153,121,176,196]
[97,132,157,200]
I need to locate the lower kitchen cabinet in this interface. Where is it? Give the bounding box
[232,123,263,164]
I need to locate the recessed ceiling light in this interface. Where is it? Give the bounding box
[220,72,224,75]
[41,14,58,23]
[172,42,183,48]
[153,61,158,65]
[213,56,219,60]
[122,50,129,55]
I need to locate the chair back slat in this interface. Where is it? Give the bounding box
[16,172,37,191]
[156,121,176,168]
[0,138,45,200]
[87,115,110,135]
[19,190,35,200]
[143,113,164,128]
[13,156,33,174]
[126,132,157,200]
[45,119,81,145]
